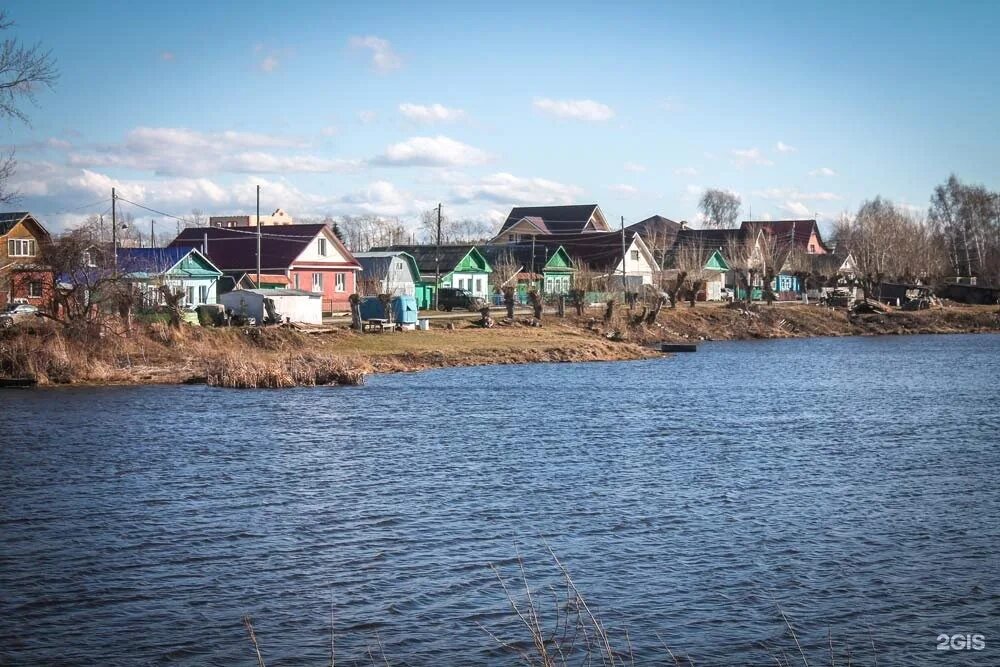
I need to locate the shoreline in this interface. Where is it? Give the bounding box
[2,304,998,388]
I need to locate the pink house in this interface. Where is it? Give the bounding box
[170,223,361,313]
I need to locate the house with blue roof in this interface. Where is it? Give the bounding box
[116,247,223,307]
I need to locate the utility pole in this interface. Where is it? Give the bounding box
[620,215,626,296]
[111,187,118,275]
[256,184,261,287]
[150,219,155,248]
[434,202,441,310]
[531,234,536,291]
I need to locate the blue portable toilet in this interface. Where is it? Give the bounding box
[358,296,386,321]
[392,295,418,325]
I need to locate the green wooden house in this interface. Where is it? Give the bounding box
[481,243,575,296]
[368,244,494,307]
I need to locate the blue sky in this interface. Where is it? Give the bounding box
[4,0,999,233]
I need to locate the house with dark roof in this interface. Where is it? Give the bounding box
[169,224,361,313]
[369,244,493,301]
[739,219,830,255]
[625,215,683,264]
[492,204,610,243]
[116,247,223,307]
[1,212,52,307]
[522,230,659,290]
[480,243,576,295]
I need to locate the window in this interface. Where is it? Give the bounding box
[335,272,346,292]
[186,286,196,304]
[808,244,816,253]
[312,273,323,292]
[475,278,482,293]
[28,281,43,298]
[293,274,300,289]
[82,250,95,267]
[318,238,328,256]
[7,239,36,257]
[630,250,639,261]
[199,285,208,303]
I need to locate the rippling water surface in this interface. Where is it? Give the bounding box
[2,334,999,665]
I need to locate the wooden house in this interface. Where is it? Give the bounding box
[116,247,223,307]
[491,204,610,244]
[370,244,494,306]
[353,251,421,297]
[170,224,361,313]
[480,243,575,295]
[0,212,52,308]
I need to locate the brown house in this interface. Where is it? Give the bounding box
[0,212,52,307]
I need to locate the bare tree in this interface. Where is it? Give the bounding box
[0,10,58,203]
[850,197,907,301]
[699,189,742,229]
[674,241,712,306]
[725,234,761,304]
[930,174,1000,283]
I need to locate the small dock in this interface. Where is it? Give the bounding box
[660,342,698,353]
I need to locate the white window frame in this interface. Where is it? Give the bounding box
[185,286,196,304]
[8,239,36,257]
[318,238,328,257]
[312,272,323,292]
[28,280,43,297]
[198,285,208,303]
[293,274,300,290]
[630,249,639,261]
[335,272,346,293]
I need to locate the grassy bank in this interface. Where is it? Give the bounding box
[1,304,997,387]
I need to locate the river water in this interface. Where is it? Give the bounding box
[1,334,998,665]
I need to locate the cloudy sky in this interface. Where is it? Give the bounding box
[4,0,999,233]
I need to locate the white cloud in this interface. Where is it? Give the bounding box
[349,36,402,73]
[65,127,360,176]
[398,103,466,123]
[731,147,774,167]
[358,110,377,124]
[682,184,704,201]
[371,135,491,167]
[451,172,583,206]
[337,180,416,216]
[533,98,615,122]
[674,166,698,176]
[775,141,797,153]
[809,167,837,177]
[752,188,840,202]
[779,201,813,217]
[623,162,646,173]
[608,184,639,197]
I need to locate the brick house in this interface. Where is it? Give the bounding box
[0,212,52,308]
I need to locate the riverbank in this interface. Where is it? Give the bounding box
[1,303,997,386]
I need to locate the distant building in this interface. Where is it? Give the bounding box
[0,211,53,307]
[209,208,294,228]
[492,204,610,243]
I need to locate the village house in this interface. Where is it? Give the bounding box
[353,250,421,297]
[0,212,52,308]
[533,230,659,290]
[625,215,683,266]
[370,244,493,305]
[116,247,223,308]
[209,208,295,228]
[170,224,361,313]
[480,243,576,297]
[661,228,739,300]
[740,219,830,255]
[491,204,611,244]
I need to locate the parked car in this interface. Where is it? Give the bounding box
[0,303,40,328]
[437,287,485,312]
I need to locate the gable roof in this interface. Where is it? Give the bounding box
[522,230,653,271]
[368,244,491,276]
[353,251,421,281]
[0,211,51,240]
[739,219,829,253]
[479,243,573,274]
[169,224,359,272]
[497,204,606,236]
[115,247,222,276]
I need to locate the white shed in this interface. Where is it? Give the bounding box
[218,288,323,324]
